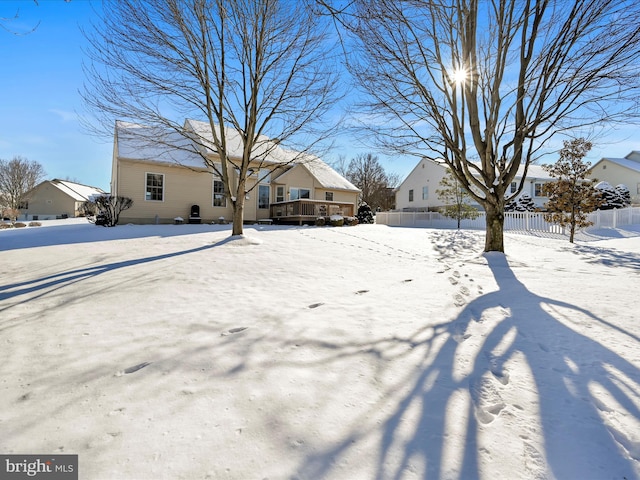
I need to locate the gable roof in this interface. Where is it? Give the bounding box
[48,179,105,201]
[399,157,554,188]
[593,156,640,174]
[116,119,320,167]
[115,119,358,191]
[300,156,359,191]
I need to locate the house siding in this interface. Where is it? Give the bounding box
[395,160,449,211]
[116,159,230,224]
[589,159,640,204]
[23,183,78,218]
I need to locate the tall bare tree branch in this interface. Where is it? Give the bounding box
[82,0,342,235]
[330,0,640,251]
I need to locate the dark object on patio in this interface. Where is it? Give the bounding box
[189,204,202,224]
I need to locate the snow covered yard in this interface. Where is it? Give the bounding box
[1,219,639,480]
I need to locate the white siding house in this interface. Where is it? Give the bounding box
[589,151,640,204]
[395,158,553,211]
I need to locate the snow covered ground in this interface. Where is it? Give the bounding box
[1,219,639,480]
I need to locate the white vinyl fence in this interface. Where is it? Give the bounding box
[375,207,640,235]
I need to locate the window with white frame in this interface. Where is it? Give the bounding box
[422,186,428,200]
[510,182,517,194]
[325,192,334,201]
[409,189,414,202]
[258,185,270,209]
[213,179,226,207]
[534,182,544,197]
[276,186,285,202]
[290,187,310,200]
[145,173,164,201]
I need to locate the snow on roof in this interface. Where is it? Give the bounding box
[50,179,105,201]
[600,156,640,173]
[301,156,359,191]
[516,163,554,181]
[116,119,312,168]
[115,119,356,190]
[116,122,206,168]
[184,119,297,165]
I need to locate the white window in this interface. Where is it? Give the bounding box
[422,186,428,200]
[146,173,164,201]
[510,182,518,194]
[534,183,544,197]
[276,186,285,202]
[290,187,310,200]
[258,185,270,209]
[213,179,226,207]
[325,192,334,201]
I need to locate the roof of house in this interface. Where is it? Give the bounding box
[299,156,359,191]
[594,156,640,173]
[398,158,554,189]
[48,179,105,201]
[115,119,358,191]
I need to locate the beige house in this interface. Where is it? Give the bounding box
[589,151,640,204]
[111,120,359,224]
[21,179,105,220]
[395,158,554,211]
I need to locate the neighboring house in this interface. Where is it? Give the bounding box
[395,158,554,211]
[111,120,360,224]
[589,151,640,204]
[21,179,105,220]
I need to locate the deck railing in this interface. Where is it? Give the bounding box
[270,199,355,221]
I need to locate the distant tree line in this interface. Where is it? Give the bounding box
[335,153,399,212]
[0,156,46,222]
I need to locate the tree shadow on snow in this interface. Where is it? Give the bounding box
[294,244,640,479]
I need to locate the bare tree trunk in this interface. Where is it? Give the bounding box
[332,0,640,253]
[484,203,505,253]
[232,201,245,236]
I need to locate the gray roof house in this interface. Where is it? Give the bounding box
[589,151,640,204]
[21,179,105,220]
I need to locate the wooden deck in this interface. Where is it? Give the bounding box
[270,199,355,224]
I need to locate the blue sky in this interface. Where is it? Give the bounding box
[0,0,637,192]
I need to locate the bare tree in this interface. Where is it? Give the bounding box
[0,156,46,215]
[345,153,399,210]
[82,0,341,235]
[329,0,640,252]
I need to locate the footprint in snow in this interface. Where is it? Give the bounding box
[308,303,324,309]
[123,362,151,374]
[355,290,369,295]
[221,327,248,336]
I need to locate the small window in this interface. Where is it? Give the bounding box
[259,169,271,183]
[602,165,607,170]
[325,192,334,201]
[276,186,285,202]
[409,189,414,202]
[422,186,428,200]
[258,185,270,209]
[534,183,544,197]
[213,179,226,207]
[510,182,517,194]
[146,173,164,201]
